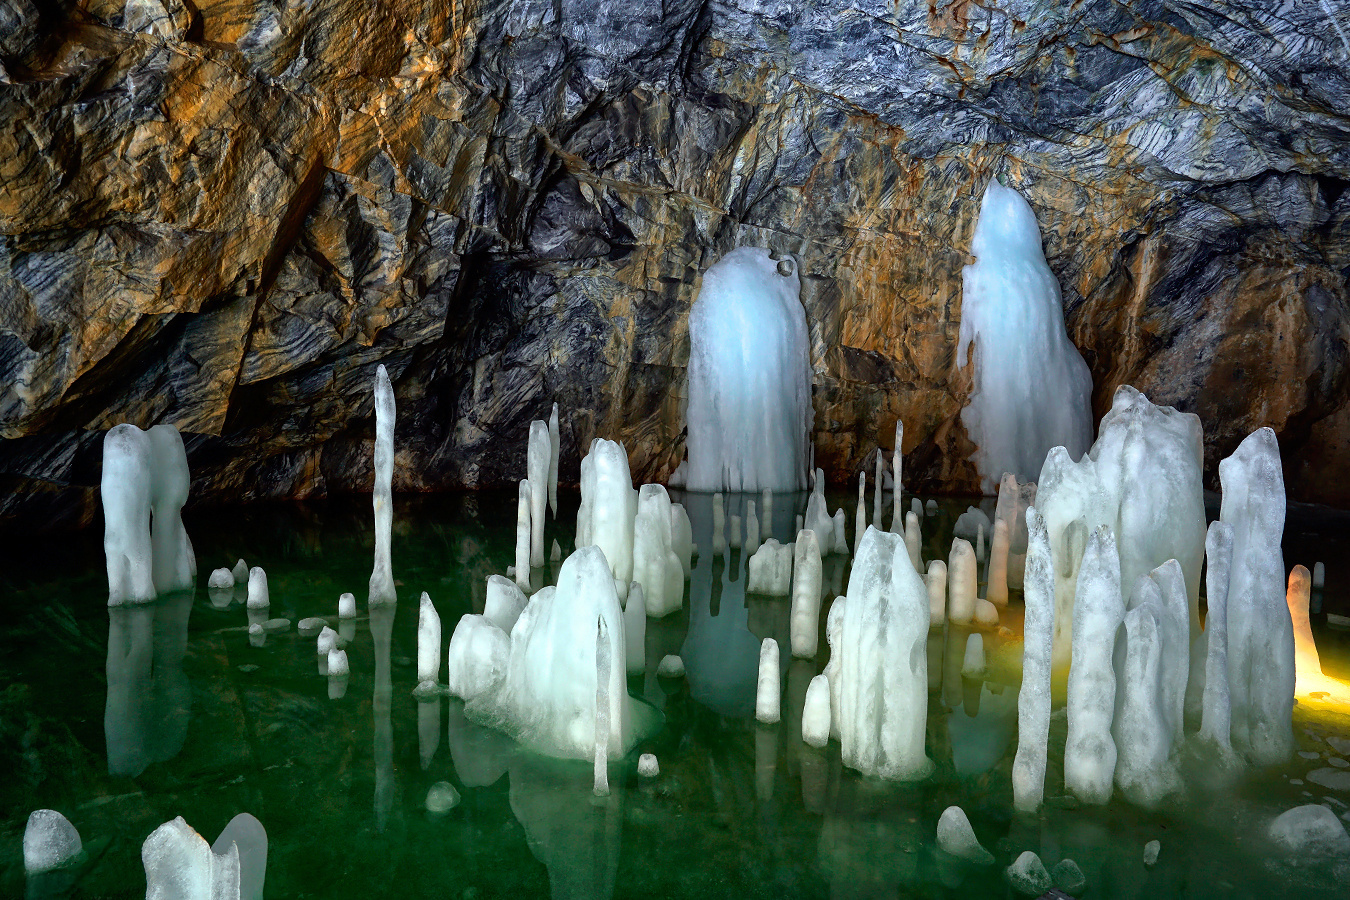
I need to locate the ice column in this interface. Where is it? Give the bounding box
[891,421,903,532]
[804,470,834,552]
[855,472,867,557]
[368,365,397,607]
[986,519,1010,607]
[528,420,551,567]
[1197,521,1235,753]
[576,439,636,601]
[926,560,947,625]
[1064,526,1123,804]
[624,582,646,675]
[102,424,155,606]
[515,480,532,592]
[756,638,781,724]
[1113,601,1177,806]
[142,817,241,900]
[670,503,694,577]
[947,539,977,625]
[593,617,611,796]
[147,424,196,594]
[633,485,684,618]
[873,453,884,528]
[1220,427,1294,765]
[417,592,441,690]
[685,247,812,491]
[790,530,823,658]
[801,674,831,748]
[904,512,921,571]
[1012,507,1054,812]
[1288,565,1321,693]
[548,402,560,516]
[958,180,1093,492]
[837,527,931,780]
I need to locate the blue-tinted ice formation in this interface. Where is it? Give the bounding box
[959,181,1092,493]
[684,247,812,492]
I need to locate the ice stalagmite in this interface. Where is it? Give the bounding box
[685,247,812,491]
[958,180,1092,492]
[1198,521,1235,753]
[1036,386,1205,673]
[142,816,240,900]
[246,567,269,609]
[24,810,81,874]
[947,538,977,625]
[633,484,683,617]
[102,424,155,606]
[1220,427,1294,765]
[515,480,532,592]
[756,638,781,724]
[838,527,932,780]
[873,452,884,529]
[1145,559,1191,748]
[891,420,903,533]
[961,633,985,677]
[147,425,196,594]
[594,617,611,796]
[369,365,397,608]
[994,473,1037,590]
[824,597,846,741]
[483,575,527,633]
[855,472,867,557]
[1288,565,1321,694]
[417,593,441,690]
[211,813,267,900]
[445,615,509,701]
[804,469,834,552]
[747,540,793,596]
[1064,526,1124,804]
[745,501,761,556]
[670,503,694,577]
[528,420,551,568]
[927,560,947,626]
[711,492,726,557]
[231,559,249,584]
[1012,506,1054,812]
[548,403,560,516]
[468,547,638,758]
[1113,599,1178,807]
[801,674,831,747]
[207,569,233,590]
[790,530,823,658]
[904,512,921,571]
[987,519,1010,607]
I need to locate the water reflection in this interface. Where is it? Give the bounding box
[509,756,623,900]
[105,592,193,777]
[371,604,397,833]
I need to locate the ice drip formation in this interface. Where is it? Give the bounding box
[83,182,1350,897]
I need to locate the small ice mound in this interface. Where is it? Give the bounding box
[973,598,999,627]
[246,567,269,609]
[207,568,234,590]
[656,655,685,678]
[961,634,985,678]
[446,616,509,701]
[1143,839,1160,866]
[142,817,240,900]
[755,639,780,724]
[801,674,831,748]
[317,626,338,674]
[417,592,441,689]
[232,559,249,583]
[338,592,356,619]
[248,623,265,647]
[297,617,326,638]
[425,781,461,815]
[1051,859,1086,894]
[1268,804,1350,856]
[551,539,562,562]
[211,813,267,900]
[747,539,793,596]
[24,809,81,874]
[935,806,993,865]
[261,618,290,634]
[328,648,349,677]
[483,576,528,633]
[1005,850,1052,895]
[638,753,660,778]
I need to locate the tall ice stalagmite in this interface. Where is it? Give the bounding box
[369,365,397,607]
[958,180,1092,493]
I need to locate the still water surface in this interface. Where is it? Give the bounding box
[2,491,1349,898]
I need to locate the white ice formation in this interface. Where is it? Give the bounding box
[1012,507,1053,812]
[1063,525,1123,805]
[836,527,931,780]
[755,638,781,724]
[745,500,761,556]
[633,484,684,617]
[685,247,812,492]
[143,815,266,900]
[1287,565,1322,694]
[24,809,81,874]
[576,438,636,600]
[338,592,356,619]
[1035,386,1205,672]
[789,529,823,658]
[926,560,948,626]
[1197,521,1235,753]
[1143,840,1160,866]
[747,540,793,596]
[958,180,1092,493]
[417,592,441,689]
[657,654,685,678]
[467,547,638,758]
[891,421,904,532]
[102,422,198,605]
[1267,804,1350,856]
[624,582,646,675]
[935,806,993,865]
[515,480,532,591]
[327,648,349,677]
[638,753,660,777]
[207,568,233,590]
[947,538,977,625]
[231,559,248,583]
[211,813,267,900]
[245,567,269,609]
[1005,850,1052,896]
[855,472,867,557]
[483,575,527,633]
[445,615,509,701]
[670,503,694,576]
[368,365,397,607]
[528,420,551,567]
[548,403,560,516]
[961,633,985,678]
[1112,589,1178,807]
[801,674,831,748]
[1219,427,1294,765]
[426,782,461,815]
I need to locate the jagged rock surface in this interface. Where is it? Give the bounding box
[3,0,1349,526]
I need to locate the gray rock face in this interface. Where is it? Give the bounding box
[2,0,1349,527]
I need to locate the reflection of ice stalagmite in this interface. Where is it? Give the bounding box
[105,593,193,778]
[510,755,623,900]
[371,604,397,832]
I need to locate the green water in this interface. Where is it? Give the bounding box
[2,491,1349,899]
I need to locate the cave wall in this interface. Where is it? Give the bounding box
[2,0,1349,528]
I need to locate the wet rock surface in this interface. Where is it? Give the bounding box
[2,0,1349,527]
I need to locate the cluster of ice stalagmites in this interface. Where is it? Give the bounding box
[141,813,268,900]
[102,422,197,605]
